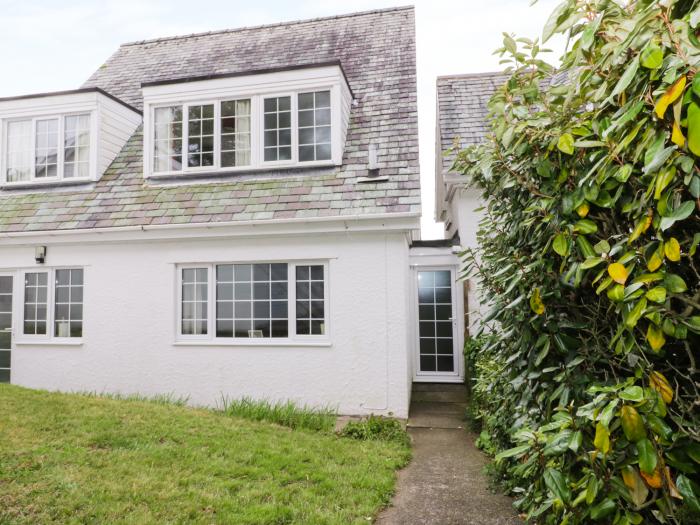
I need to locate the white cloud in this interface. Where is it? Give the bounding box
[0,0,566,238]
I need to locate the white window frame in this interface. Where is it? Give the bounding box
[1,112,95,186]
[147,87,336,177]
[17,267,85,344]
[175,260,330,345]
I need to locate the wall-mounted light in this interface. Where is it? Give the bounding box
[368,143,379,172]
[35,246,46,264]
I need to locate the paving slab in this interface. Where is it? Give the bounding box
[376,385,521,525]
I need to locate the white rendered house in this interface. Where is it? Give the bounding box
[0,7,481,417]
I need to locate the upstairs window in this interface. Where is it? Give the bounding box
[148,89,335,176]
[298,91,331,162]
[3,114,92,184]
[221,100,251,167]
[263,96,292,162]
[6,121,31,183]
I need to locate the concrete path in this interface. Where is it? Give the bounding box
[376,383,521,525]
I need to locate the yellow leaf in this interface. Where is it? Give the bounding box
[647,324,666,352]
[664,237,681,262]
[647,243,664,272]
[594,422,610,454]
[608,263,628,284]
[655,76,686,119]
[672,121,685,147]
[629,210,652,243]
[640,467,663,489]
[576,202,590,218]
[622,466,649,507]
[649,371,673,404]
[530,288,545,315]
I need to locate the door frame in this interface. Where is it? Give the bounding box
[410,263,464,383]
[0,272,16,384]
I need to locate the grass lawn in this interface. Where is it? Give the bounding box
[0,385,410,524]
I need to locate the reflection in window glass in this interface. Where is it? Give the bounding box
[64,114,90,178]
[181,268,208,335]
[298,91,331,162]
[6,120,32,182]
[54,269,83,338]
[154,106,183,172]
[35,118,59,178]
[263,97,292,162]
[221,99,251,167]
[187,104,214,168]
[24,272,48,335]
[295,265,325,335]
[216,263,288,338]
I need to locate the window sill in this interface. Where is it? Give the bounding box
[15,339,84,347]
[173,339,331,348]
[1,179,94,192]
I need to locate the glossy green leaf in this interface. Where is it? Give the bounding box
[637,438,658,474]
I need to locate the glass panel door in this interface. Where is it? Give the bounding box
[417,270,455,373]
[0,276,12,383]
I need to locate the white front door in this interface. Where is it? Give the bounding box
[414,268,462,382]
[0,274,13,383]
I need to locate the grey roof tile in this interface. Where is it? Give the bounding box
[436,72,508,173]
[0,7,420,234]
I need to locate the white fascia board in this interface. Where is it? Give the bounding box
[0,91,140,121]
[0,212,421,246]
[142,65,350,104]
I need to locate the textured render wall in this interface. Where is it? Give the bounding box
[2,231,411,417]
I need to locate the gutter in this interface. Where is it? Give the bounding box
[0,211,422,243]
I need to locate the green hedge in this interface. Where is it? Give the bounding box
[458,1,700,523]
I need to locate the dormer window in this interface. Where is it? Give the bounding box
[142,63,353,178]
[0,88,141,188]
[4,114,89,183]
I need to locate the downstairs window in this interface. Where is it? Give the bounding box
[22,268,84,339]
[178,262,328,342]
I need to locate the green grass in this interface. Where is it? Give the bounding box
[0,385,410,524]
[220,396,336,433]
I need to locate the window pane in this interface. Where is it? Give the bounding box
[6,120,32,182]
[24,272,48,335]
[230,263,288,338]
[64,114,90,179]
[181,267,208,335]
[220,99,251,168]
[54,269,83,338]
[187,104,214,168]
[154,106,183,172]
[35,119,59,178]
[295,265,326,335]
[263,96,292,162]
[297,91,332,161]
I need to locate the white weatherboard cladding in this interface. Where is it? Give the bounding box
[2,231,411,417]
[0,91,141,185]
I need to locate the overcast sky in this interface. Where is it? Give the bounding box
[0,0,565,238]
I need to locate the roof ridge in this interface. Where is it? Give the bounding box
[121,5,414,47]
[437,71,507,81]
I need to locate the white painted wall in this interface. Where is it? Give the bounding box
[1,229,412,417]
[449,187,487,330]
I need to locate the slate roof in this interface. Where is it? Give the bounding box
[0,6,420,234]
[436,72,507,174]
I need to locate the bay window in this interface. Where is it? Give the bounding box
[178,262,328,342]
[150,89,334,176]
[22,268,84,340]
[3,113,92,184]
